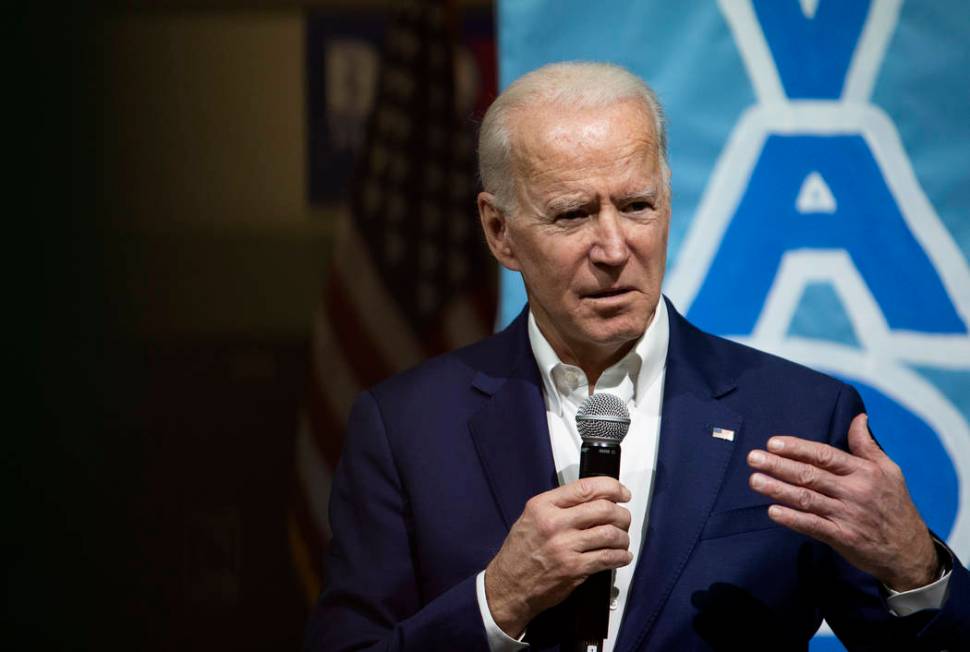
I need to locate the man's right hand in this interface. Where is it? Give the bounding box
[483,477,633,638]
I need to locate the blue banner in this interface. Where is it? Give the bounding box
[497,1,970,649]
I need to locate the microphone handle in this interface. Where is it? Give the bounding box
[572,441,622,645]
[579,440,621,478]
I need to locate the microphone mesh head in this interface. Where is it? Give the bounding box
[576,393,631,444]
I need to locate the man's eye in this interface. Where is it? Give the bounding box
[625,200,653,212]
[557,209,587,221]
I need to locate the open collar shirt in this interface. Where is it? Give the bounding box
[476,299,669,652]
[528,298,669,651]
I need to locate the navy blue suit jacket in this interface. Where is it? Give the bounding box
[306,299,969,651]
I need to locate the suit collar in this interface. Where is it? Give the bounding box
[469,297,732,400]
[469,305,539,396]
[661,296,737,400]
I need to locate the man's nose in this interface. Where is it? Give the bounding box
[589,209,630,267]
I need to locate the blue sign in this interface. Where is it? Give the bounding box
[497,1,970,649]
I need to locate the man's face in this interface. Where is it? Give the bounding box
[479,99,670,369]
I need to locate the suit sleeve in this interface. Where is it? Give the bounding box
[303,390,490,652]
[820,383,970,651]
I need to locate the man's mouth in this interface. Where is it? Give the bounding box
[585,287,633,299]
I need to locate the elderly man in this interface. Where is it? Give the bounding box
[306,62,968,651]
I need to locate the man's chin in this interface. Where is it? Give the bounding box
[580,321,648,351]
[582,302,653,335]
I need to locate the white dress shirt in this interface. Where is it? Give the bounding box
[477,300,669,652]
[476,299,949,650]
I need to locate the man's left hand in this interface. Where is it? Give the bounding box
[747,413,939,592]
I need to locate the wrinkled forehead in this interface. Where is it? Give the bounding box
[507,99,662,189]
[508,99,659,174]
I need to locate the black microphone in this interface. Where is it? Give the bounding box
[571,393,631,652]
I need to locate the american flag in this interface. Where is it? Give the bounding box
[289,0,497,605]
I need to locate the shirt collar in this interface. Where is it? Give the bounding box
[527,298,670,417]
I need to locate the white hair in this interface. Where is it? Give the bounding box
[478,61,670,212]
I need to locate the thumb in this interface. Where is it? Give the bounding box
[847,413,882,461]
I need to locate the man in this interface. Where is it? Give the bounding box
[306,62,969,651]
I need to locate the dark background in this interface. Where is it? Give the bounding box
[11,2,493,650]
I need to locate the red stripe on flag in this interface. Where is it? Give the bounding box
[326,271,396,387]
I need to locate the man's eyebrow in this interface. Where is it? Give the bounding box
[544,195,591,214]
[618,187,659,201]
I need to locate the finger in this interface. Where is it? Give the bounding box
[572,523,630,553]
[565,499,632,531]
[847,413,884,463]
[766,504,843,547]
[578,546,634,576]
[551,477,631,508]
[766,436,859,475]
[747,450,844,497]
[749,473,843,517]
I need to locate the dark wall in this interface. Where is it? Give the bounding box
[13,2,494,649]
[13,5,320,650]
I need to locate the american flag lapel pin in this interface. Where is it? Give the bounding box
[712,427,735,442]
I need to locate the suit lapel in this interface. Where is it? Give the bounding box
[468,310,557,531]
[615,300,742,652]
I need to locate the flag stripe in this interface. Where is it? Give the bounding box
[309,304,362,427]
[335,221,425,369]
[305,351,350,467]
[443,294,492,350]
[327,270,396,386]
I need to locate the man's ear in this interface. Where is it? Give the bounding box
[477,192,520,271]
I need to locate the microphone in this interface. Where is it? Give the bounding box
[571,393,631,652]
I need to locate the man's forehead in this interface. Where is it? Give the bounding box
[511,110,659,171]
[509,98,657,148]
[543,115,618,146]
[508,100,659,172]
